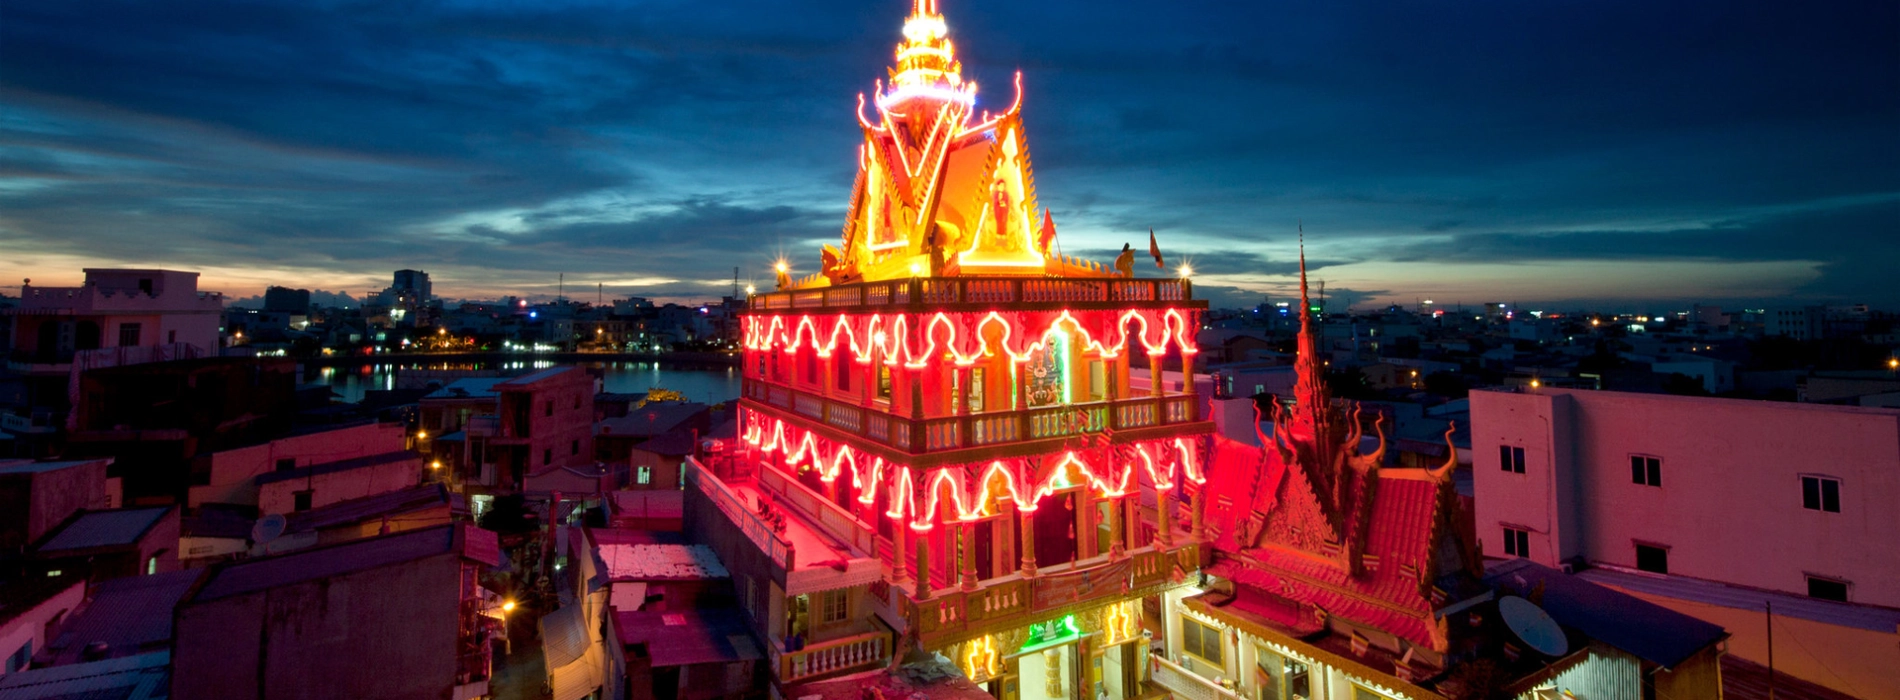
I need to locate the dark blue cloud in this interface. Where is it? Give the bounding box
[1,0,1894,308]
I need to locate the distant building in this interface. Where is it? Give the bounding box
[1765,305,1825,340]
[188,421,406,509]
[1472,387,1900,699]
[5,269,224,366]
[262,286,311,314]
[0,458,115,553]
[29,506,180,582]
[170,524,502,700]
[378,269,434,327]
[254,451,422,516]
[392,269,432,303]
[490,368,596,493]
[66,357,298,504]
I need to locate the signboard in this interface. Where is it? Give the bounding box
[1032,558,1131,611]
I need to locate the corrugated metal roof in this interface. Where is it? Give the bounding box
[0,651,169,700]
[46,569,203,666]
[38,508,171,552]
[499,367,580,388]
[598,544,728,580]
[281,483,452,534]
[597,403,708,438]
[1578,565,1900,634]
[614,609,765,667]
[253,451,418,486]
[1487,559,1726,668]
[540,602,591,669]
[194,525,458,601]
[0,459,108,476]
[421,378,508,400]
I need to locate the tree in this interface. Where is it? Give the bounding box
[478,493,539,535]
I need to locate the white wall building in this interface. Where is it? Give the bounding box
[1471,387,1900,699]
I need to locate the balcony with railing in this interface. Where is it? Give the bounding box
[751,276,1198,313]
[1151,654,1244,700]
[744,381,1208,461]
[772,618,894,684]
[905,542,1200,648]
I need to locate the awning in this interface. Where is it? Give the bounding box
[541,598,606,700]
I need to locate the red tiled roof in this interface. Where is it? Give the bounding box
[1202,435,1451,649]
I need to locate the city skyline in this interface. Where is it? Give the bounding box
[2,0,1895,311]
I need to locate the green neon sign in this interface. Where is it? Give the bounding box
[1018,614,1084,652]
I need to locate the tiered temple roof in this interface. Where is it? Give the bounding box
[1201,244,1476,661]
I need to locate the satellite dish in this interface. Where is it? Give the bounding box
[252,514,288,545]
[1497,595,1567,657]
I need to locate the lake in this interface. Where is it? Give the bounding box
[308,360,744,404]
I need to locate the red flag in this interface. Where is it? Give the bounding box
[1149,228,1164,269]
[1037,210,1057,252]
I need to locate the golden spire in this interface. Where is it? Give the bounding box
[889,0,965,96]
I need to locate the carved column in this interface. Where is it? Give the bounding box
[1155,489,1174,548]
[1182,351,1196,396]
[909,368,925,419]
[1107,494,1126,560]
[891,481,911,585]
[959,521,979,590]
[1190,484,1207,540]
[1019,506,1038,578]
[914,534,932,600]
[1148,353,1164,397]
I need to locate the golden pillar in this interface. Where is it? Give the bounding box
[1148,353,1164,397]
[1156,489,1174,548]
[1106,494,1125,559]
[1019,505,1038,578]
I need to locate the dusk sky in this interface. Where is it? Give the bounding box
[2,0,1895,311]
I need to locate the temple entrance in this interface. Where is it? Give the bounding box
[1014,641,1077,700]
[1033,491,1077,567]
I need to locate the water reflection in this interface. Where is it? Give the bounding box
[307,361,741,404]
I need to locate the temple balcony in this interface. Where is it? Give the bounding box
[750,275,1197,313]
[686,448,1209,666]
[742,381,1211,467]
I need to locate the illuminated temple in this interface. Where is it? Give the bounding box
[694,1,1210,698]
[683,2,1727,699]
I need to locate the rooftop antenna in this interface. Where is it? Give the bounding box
[598,283,603,306]
[558,272,565,304]
[733,267,740,300]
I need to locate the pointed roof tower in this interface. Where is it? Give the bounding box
[1292,233,1333,437]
